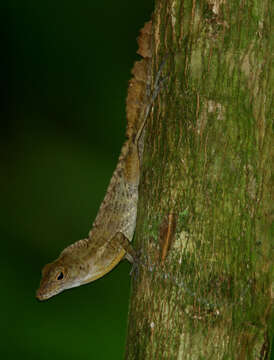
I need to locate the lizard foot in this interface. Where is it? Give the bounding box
[128,249,142,279]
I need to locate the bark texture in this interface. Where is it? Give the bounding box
[125,0,273,359]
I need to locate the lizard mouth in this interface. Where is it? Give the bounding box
[36,287,58,301]
[36,289,50,301]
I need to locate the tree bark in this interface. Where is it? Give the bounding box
[125,0,273,359]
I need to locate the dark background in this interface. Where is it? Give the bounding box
[1,1,153,358]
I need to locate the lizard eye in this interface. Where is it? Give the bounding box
[57,271,64,280]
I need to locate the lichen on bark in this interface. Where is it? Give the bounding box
[125,0,273,359]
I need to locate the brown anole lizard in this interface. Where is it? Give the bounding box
[36,119,144,300]
[36,21,162,300]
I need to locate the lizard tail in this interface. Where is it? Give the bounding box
[126,21,153,140]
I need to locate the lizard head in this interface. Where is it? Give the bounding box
[36,237,123,300]
[36,251,90,301]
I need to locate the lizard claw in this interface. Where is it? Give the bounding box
[129,249,142,279]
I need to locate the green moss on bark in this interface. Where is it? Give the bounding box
[125,0,273,358]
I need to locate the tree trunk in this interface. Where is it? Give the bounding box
[125,0,273,359]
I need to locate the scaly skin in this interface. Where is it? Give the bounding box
[36,21,160,301]
[36,133,143,300]
[36,69,166,300]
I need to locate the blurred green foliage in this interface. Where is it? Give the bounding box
[1,1,153,358]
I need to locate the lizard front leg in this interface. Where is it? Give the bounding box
[111,232,141,278]
[109,231,138,264]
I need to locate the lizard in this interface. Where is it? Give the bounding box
[36,21,161,301]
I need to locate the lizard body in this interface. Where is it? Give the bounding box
[36,22,153,300]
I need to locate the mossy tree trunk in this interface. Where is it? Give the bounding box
[125,0,273,359]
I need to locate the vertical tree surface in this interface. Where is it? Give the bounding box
[125,0,273,359]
